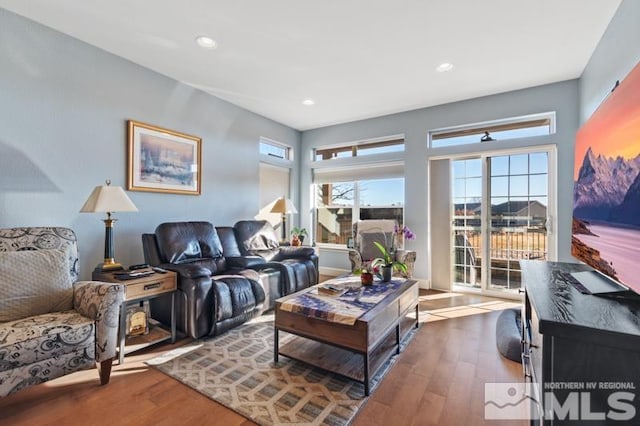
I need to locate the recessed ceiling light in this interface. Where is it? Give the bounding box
[436,62,453,72]
[195,36,217,49]
[302,99,315,106]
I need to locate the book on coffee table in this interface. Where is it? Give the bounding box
[316,284,348,297]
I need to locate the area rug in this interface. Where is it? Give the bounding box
[146,315,416,426]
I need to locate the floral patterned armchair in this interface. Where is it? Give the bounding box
[0,227,124,398]
[347,220,416,278]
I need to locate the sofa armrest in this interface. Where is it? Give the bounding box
[73,281,125,363]
[158,263,211,279]
[273,246,315,260]
[226,256,266,269]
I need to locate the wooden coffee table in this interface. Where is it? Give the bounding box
[274,277,419,396]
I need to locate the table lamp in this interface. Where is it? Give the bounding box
[80,180,138,271]
[270,196,297,243]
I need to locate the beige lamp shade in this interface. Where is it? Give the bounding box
[270,197,297,243]
[270,197,297,214]
[80,180,137,272]
[80,180,138,213]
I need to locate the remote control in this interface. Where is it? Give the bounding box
[129,263,150,271]
[152,266,168,274]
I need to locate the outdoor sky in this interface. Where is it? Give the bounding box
[574,60,640,180]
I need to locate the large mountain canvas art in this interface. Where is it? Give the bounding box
[573,60,640,290]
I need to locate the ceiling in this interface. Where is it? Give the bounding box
[0,1,621,131]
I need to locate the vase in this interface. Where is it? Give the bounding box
[361,272,374,286]
[381,265,392,282]
[291,235,300,246]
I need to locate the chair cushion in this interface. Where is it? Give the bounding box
[0,249,73,322]
[359,232,393,261]
[0,310,95,370]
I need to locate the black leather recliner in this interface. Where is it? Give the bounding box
[142,220,319,339]
[142,222,265,339]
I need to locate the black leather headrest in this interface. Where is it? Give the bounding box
[155,222,223,264]
[234,220,279,254]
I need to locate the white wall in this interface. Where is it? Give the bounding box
[301,80,579,283]
[0,9,300,279]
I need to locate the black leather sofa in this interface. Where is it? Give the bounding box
[142,220,318,339]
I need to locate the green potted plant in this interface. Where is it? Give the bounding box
[290,227,308,246]
[371,241,407,282]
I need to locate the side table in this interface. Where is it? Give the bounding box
[92,269,177,364]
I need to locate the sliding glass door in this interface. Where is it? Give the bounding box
[451,149,553,294]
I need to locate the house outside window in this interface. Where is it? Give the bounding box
[315,178,404,245]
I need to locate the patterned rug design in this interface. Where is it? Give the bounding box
[147,316,415,425]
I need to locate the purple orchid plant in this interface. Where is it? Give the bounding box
[394,224,416,241]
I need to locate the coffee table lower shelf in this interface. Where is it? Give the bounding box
[276,314,417,396]
[277,329,402,387]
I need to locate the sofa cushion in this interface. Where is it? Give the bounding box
[0,310,94,371]
[212,276,265,322]
[0,249,73,322]
[234,220,279,255]
[216,226,242,257]
[155,222,223,264]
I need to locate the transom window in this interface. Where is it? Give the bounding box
[260,138,291,160]
[315,138,404,161]
[430,113,555,148]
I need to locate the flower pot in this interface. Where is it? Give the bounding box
[291,235,300,246]
[361,272,374,286]
[381,265,392,282]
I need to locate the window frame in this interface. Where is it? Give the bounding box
[428,112,556,149]
[259,137,293,165]
[314,177,405,248]
[313,134,405,163]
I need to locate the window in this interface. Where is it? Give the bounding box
[312,136,405,245]
[316,182,354,245]
[257,163,291,230]
[315,138,404,161]
[257,137,293,233]
[430,113,555,148]
[315,178,404,245]
[260,138,291,160]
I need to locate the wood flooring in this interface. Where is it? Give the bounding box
[0,288,526,426]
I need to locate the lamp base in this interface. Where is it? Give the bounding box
[94,259,125,273]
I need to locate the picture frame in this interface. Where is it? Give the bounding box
[127,120,202,195]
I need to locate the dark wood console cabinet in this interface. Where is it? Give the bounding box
[521,261,640,425]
